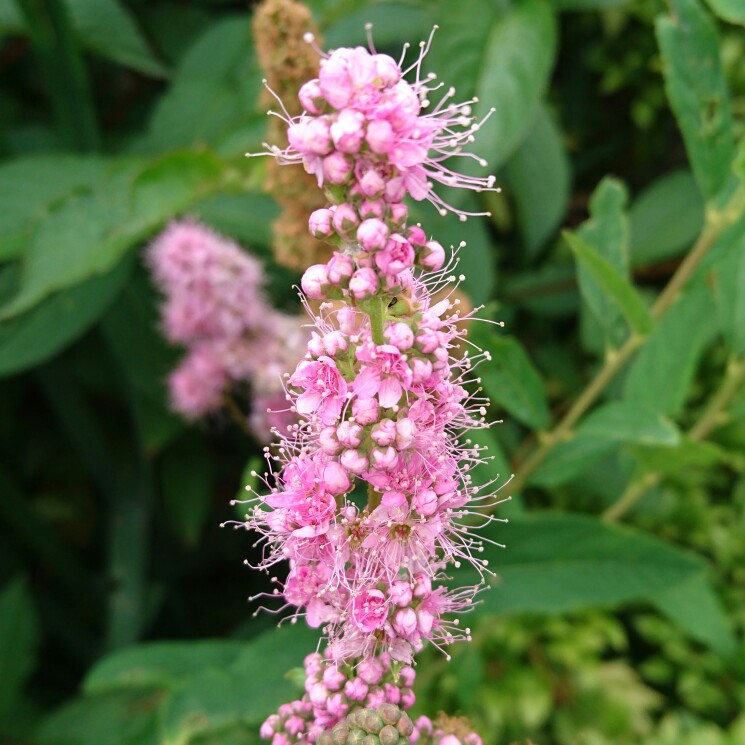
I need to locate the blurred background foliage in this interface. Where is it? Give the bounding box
[0,0,744,743]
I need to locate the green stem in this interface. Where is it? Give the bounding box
[18,0,100,151]
[367,295,385,345]
[508,194,741,496]
[603,356,745,522]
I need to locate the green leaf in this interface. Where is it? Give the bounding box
[0,151,231,321]
[565,230,653,336]
[325,3,435,48]
[65,0,169,78]
[140,17,261,154]
[470,324,550,431]
[652,573,738,657]
[37,689,162,745]
[576,178,633,348]
[630,169,705,265]
[0,577,39,716]
[0,259,131,377]
[159,625,319,745]
[710,225,745,354]
[0,154,104,261]
[529,402,681,486]
[85,640,247,694]
[577,402,681,446]
[472,0,557,170]
[624,282,717,415]
[461,512,706,619]
[704,0,745,24]
[656,0,736,200]
[506,102,570,256]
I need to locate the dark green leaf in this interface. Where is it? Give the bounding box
[565,230,653,336]
[529,403,680,486]
[0,577,39,715]
[656,0,736,200]
[140,17,261,154]
[461,513,705,618]
[66,0,169,78]
[85,640,247,694]
[0,259,131,377]
[471,0,557,170]
[630,169,705,265]
[159,625,319,745]
[470,324,550,430]
[652,573,738,657]
[37,689,162,745]
[624,282,717,415]
[325,3,434,48]
[506,102,570,256]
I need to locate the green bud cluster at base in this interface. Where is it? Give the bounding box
[317,704,415,745]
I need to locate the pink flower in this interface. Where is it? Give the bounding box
[357,218,390,251]
[301,263,330,299]
[289,356,349,425]
[375,235,415,276]
[353,344,413,408]
[351,589,388,632]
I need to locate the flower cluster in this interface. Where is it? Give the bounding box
[148,220,308,441]
[232,29,505,667]
[261,650,416,745]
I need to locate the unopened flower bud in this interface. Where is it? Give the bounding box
[301,264,330,299]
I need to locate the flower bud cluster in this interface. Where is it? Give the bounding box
[261,651,416,745]
[148,220,308,440]
[233,28,506,666]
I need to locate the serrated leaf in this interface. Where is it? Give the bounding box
[0,577,39,715]
[630,169,705,265]
[472,0,557,170]
[458,513,706,621]
[566,230,653,335]
[704,0,745,24]
[470,324,550,431]
[85,640,247,694]
[507,102,570,256]
[624,282,717,415]
[656,0,736,200]
[66,0,169,78]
